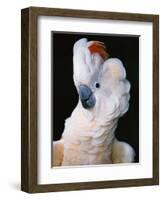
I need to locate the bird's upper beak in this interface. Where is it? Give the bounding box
[79,85,96,109]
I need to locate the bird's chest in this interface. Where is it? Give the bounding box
[62,134,113,166]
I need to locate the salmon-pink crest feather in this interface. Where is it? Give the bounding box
[88,41,109,60]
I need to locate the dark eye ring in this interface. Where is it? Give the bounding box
[95,82,100,88]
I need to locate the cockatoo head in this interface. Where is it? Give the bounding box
[73,38,130,122]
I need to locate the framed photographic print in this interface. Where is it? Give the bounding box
[21,7,159,193]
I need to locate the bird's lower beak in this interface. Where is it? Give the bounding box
[79,85,96,109]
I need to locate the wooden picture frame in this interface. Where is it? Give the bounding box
[21,7,159,193]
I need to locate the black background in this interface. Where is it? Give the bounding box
[52,32,139,162]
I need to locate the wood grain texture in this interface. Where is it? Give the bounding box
[21,8,29,192]
[27,6,157,21]
[21,7,159,193]
[21,8,38,193]
[152,15,159,185]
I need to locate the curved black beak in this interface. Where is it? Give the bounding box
[79,85,96,109]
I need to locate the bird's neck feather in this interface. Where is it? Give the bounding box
[63,102,118,150]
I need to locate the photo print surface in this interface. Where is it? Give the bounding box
[52,32,139,167]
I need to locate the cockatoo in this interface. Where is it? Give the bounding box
[53,38,135,166]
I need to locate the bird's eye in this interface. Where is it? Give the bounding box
[95,82,100,88]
